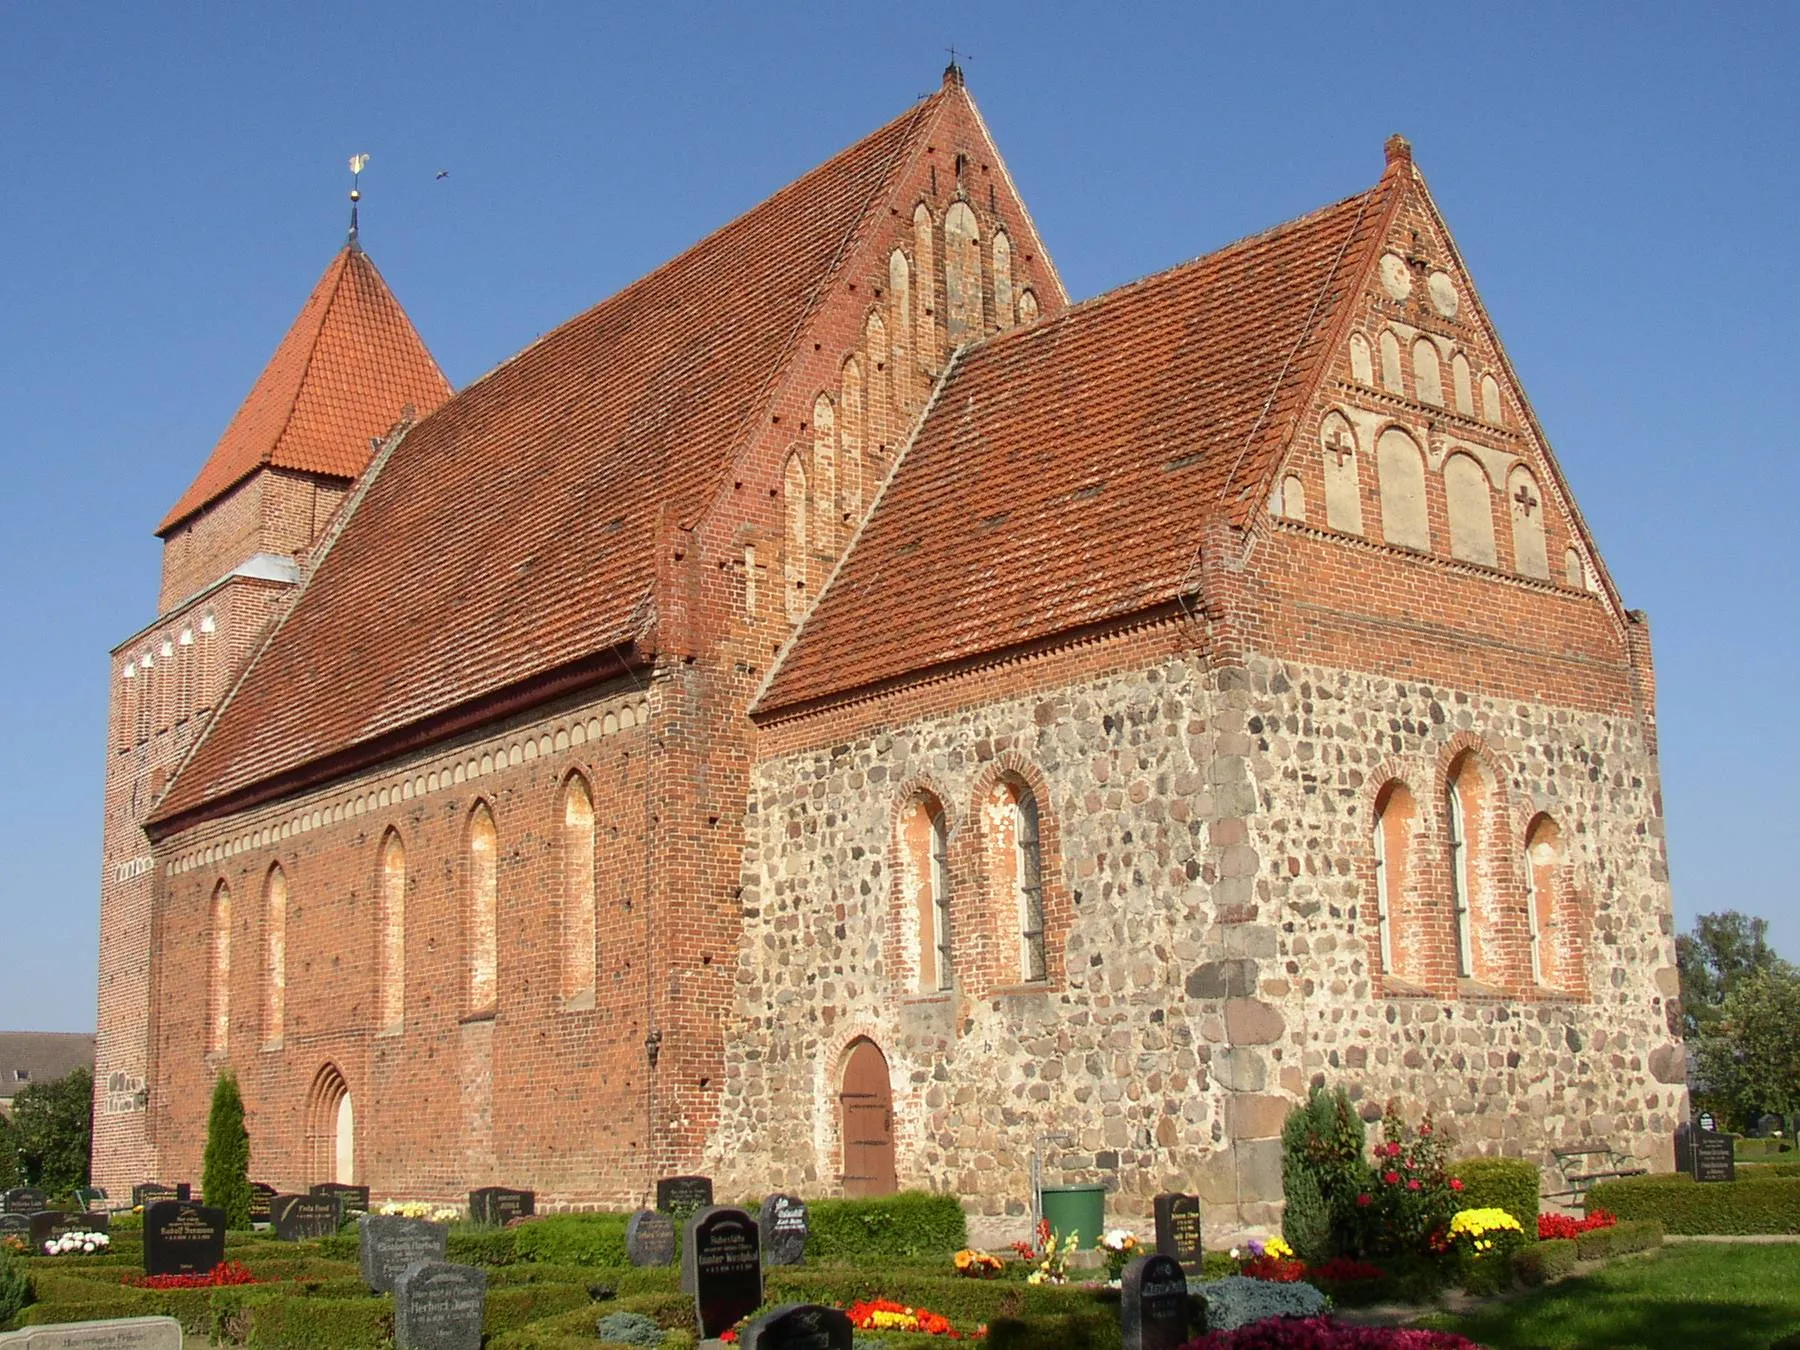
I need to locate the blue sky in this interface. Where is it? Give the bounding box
[1,3,1794,1031]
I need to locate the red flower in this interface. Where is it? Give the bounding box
[1356,1193,1372,1207]
[1449,1178,1463,1191]
[1386,1141,1403,1157]
[1383,1170,1400,1185]
[1407,1179,1421,1191]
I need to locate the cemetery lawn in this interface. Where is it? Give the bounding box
[1414,1241,1800,1350]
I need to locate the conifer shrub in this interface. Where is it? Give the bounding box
[0,1247,33,1330]
[201,1071,253,1230]
[1280,1085,1367,1263]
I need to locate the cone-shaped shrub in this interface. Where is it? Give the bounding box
[202,1070,252,1229]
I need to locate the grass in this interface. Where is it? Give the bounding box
[1414,1242,1800,1350]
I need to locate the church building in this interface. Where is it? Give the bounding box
[94,68,1685,1234]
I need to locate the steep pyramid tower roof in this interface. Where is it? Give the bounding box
[156,247,452,535]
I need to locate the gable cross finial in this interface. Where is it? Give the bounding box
[943,45,968,87]
[347,153,370,251]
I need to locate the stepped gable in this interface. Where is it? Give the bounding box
[157,248,452,534]
[150,93,943,830]
[756,175,1397,717]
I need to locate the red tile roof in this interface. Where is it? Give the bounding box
[151,94,944,829]
[756,174,1398,716]
[157,249,452,534]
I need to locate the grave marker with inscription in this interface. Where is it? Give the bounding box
[28,1211,108,1252]
[311,1182,370,1213]
[1152,1193,1203,1273]
[468,1186,535,1227]
[759,1194,809,1266]
[394,1259,487,1350]
[1694,1127,1737,1183]
[249,1182,278,1226]
[2,1188,48,1216]
[360,1215,451,1293]
[0,1314,184,1348]
[656,1175,713,1214]
[131,1184,174,1210]
[143,1200,225,1276]
[742,1303,854,1350]
[272,1193,342,1241]
[1121,1253,1194,1350]
[0,1215,28,1239]
[626,1208,677,1267]
[681,1206,762,1339]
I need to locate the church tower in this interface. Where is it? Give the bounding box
[92,221,449,1191]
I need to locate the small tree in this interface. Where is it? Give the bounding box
[10,1067,92,1198]
[202,1070,252,1229]
[1696,968,1800,1131]
[1279,1083,1367,1263]
[0,1111,20,1191]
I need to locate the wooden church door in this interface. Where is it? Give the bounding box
[839,1038,897,1197]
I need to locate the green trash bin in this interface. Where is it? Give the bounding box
[1038,1184,1105,1249]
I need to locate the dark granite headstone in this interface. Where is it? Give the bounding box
[1755,1113,1784,1139]
[626,1208,677,1266]
[29,1211,109,1253]
[742,1302,854,1350]
[1694,1128,1737,1183]
[1674,1121,1694,1175]
[73,1187,108,1213]
[272,1193,342,1241]
[248,1182,278,1225]
[143,1200,226,1276]
[360,1214,451,1293]
[656,1174,714,1214]
[1152,1192,1203,1272]
[2,1187,48,1215]
[173,1184,191,1202]
[468,1186,535,1227]
[311,1182,371,1213]
[0,1213,29,1238]
[759,1194,809,1266]
[394,1258,487,1350]
[132,1183,175,1210]
[1121,1253,1194,1350]
[681,1206,762,1339]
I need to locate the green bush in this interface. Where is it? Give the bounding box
[227,1288,392,1349]
[0,1248,33,1329]
[986,1309,1116,1349]
[202,1070,254,1229]
[485,1283,594,1337]
[449,1224,521,1266]
[766,1266,1112,1332]
[802,1192,968,1262]
[1448,1157,1540,1232]
[1587,1172,1800,1234]
[1512,1237,1577,1286]
[1573,1218,1663,1260]
[511,1213,634,1267]
[1279,1084,1366,1263]
[1740,1160,1800,1178]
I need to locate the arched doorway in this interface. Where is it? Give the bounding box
[306,1064,354,1185]
[839,1038,896,1197]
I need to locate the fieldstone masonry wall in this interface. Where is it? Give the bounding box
[717,648,1680,1239]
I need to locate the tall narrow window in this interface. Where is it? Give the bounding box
[1377,428,1430,551]
[1444,453,1498,566]
[264,866,286,1046]
[944,201,981,343]
[887,249,912,404]
[840,357,865,525]
[197,612,218,713]
[901,793,952,992]
[864,310,890,456]
[1452,353,1474,415]
[1412,338,1444,406]
[1016,789,1046,983]
[1524,815,1566,990]
[562,775,596,1004]
[378,831,405,1032]
[783,454,808,620]
[931,809,952,989]
[912,204,937,371]
[812,394,837,550]
[208,881,231,1055]
[1508,466,1549,579]
[176,628,195,724]
[1349,333,1375,385]
[1372,800,1394,975]
[468,804,498,1013]
[991,229,1014,329]
[1446,764,1475,979]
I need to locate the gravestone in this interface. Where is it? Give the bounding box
[681,1206,762,1339]
[143,1200,226,1276]
[0,1314,184,1348]
[469,1186,535,1227]
[1673,1121,1694,1175]
[1121,1253,1195,1350]
[360,1214,451,1293]
[1152,1192,1203,1273]
[2,1187,48,1216]
[1697,1110,1718,1133]
[394,1258,487,1350]
[131,1183,174,1210]
[656,1174,714,1213]
[626,1208,677,1266]
[311,1181,371,1213]
[742,1303,854,1350]
[0,1215,28,1239]
[272,1193,342,1241]
[1756,1113,1784,1139]
[759,1194,809,1266]
[1694,1127,1737,1183]
[173,1185,191,1202]
[249,1182,278,1225]
[29,1211,108,1253]
[72,1188,107,1214]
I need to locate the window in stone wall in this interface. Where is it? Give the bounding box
[264,865,286,1047]
[378,830,405,1032]
[944,200,981,344]
[1014,786,1047,983]
[1524,814,1568,991]
[901,793,953,992]
[783,453,809,620]
[1372,783,1415,977]
[468,803,499,1014]
[1412,338,1444,406]
[1377,427,1430,551]
[1446,759,1477,979]
[1444,452,1497,566]
[562,775,596,1007]
[1509,465,1549,579]
[208,880,231,1056]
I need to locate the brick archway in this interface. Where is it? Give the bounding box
[838,1038,896,1198]
[305,1063,353,1186]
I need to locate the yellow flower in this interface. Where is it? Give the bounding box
[1265,1236,1296,1260]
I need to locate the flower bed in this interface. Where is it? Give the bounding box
[1537,1208,1615,1241]
[129,1260,258,1290]
[1191,1275,1328,1331]
[40,1232,110,1258]
[1180,1315,1483,1348]
[846,1298,968,1337]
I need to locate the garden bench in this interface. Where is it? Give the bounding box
[1544,1143,1647,1205]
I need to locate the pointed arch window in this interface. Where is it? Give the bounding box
[1016,789,1046,983]
[562,774,596,1004]
[912,205,937,371]
[1349,333,1374,386]
[783,454,809,620]
[1524,815,1573,991]
[1446,760,1476,979]
[208,881,231,1056]
[812,394,837,549]
[467,803,498,1014]
[377,831,405,1032]
[1508,466,1549,579]
[1444,453,1497,566]
[901,793,953,992]
[264,865,286,1046]
[991,229,1014,329]
[1377,428,1429,551]
[1452,353,1474,415]
[944,201,981,344]
[1017,289,1039,324]
[1413,339,1444,406]
[1379,330,1405,394]
[864,310,890,456]
[840,357,865,524]
[887,249,913,402]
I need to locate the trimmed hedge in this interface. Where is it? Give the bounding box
[510,1213,633,1267]
[802,1191,968,1262]
[1587,1172,1800,1234]
[483,1283,593,1338]
[449,1224,520,1267]
[1573,1218,1662,1260]
[224,1287,391,1349]
[1448,1157,1540,1231]
[1512,1237,1577,1286]
[766,1265,1114,1331]
[1740,1160,1800,1179]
